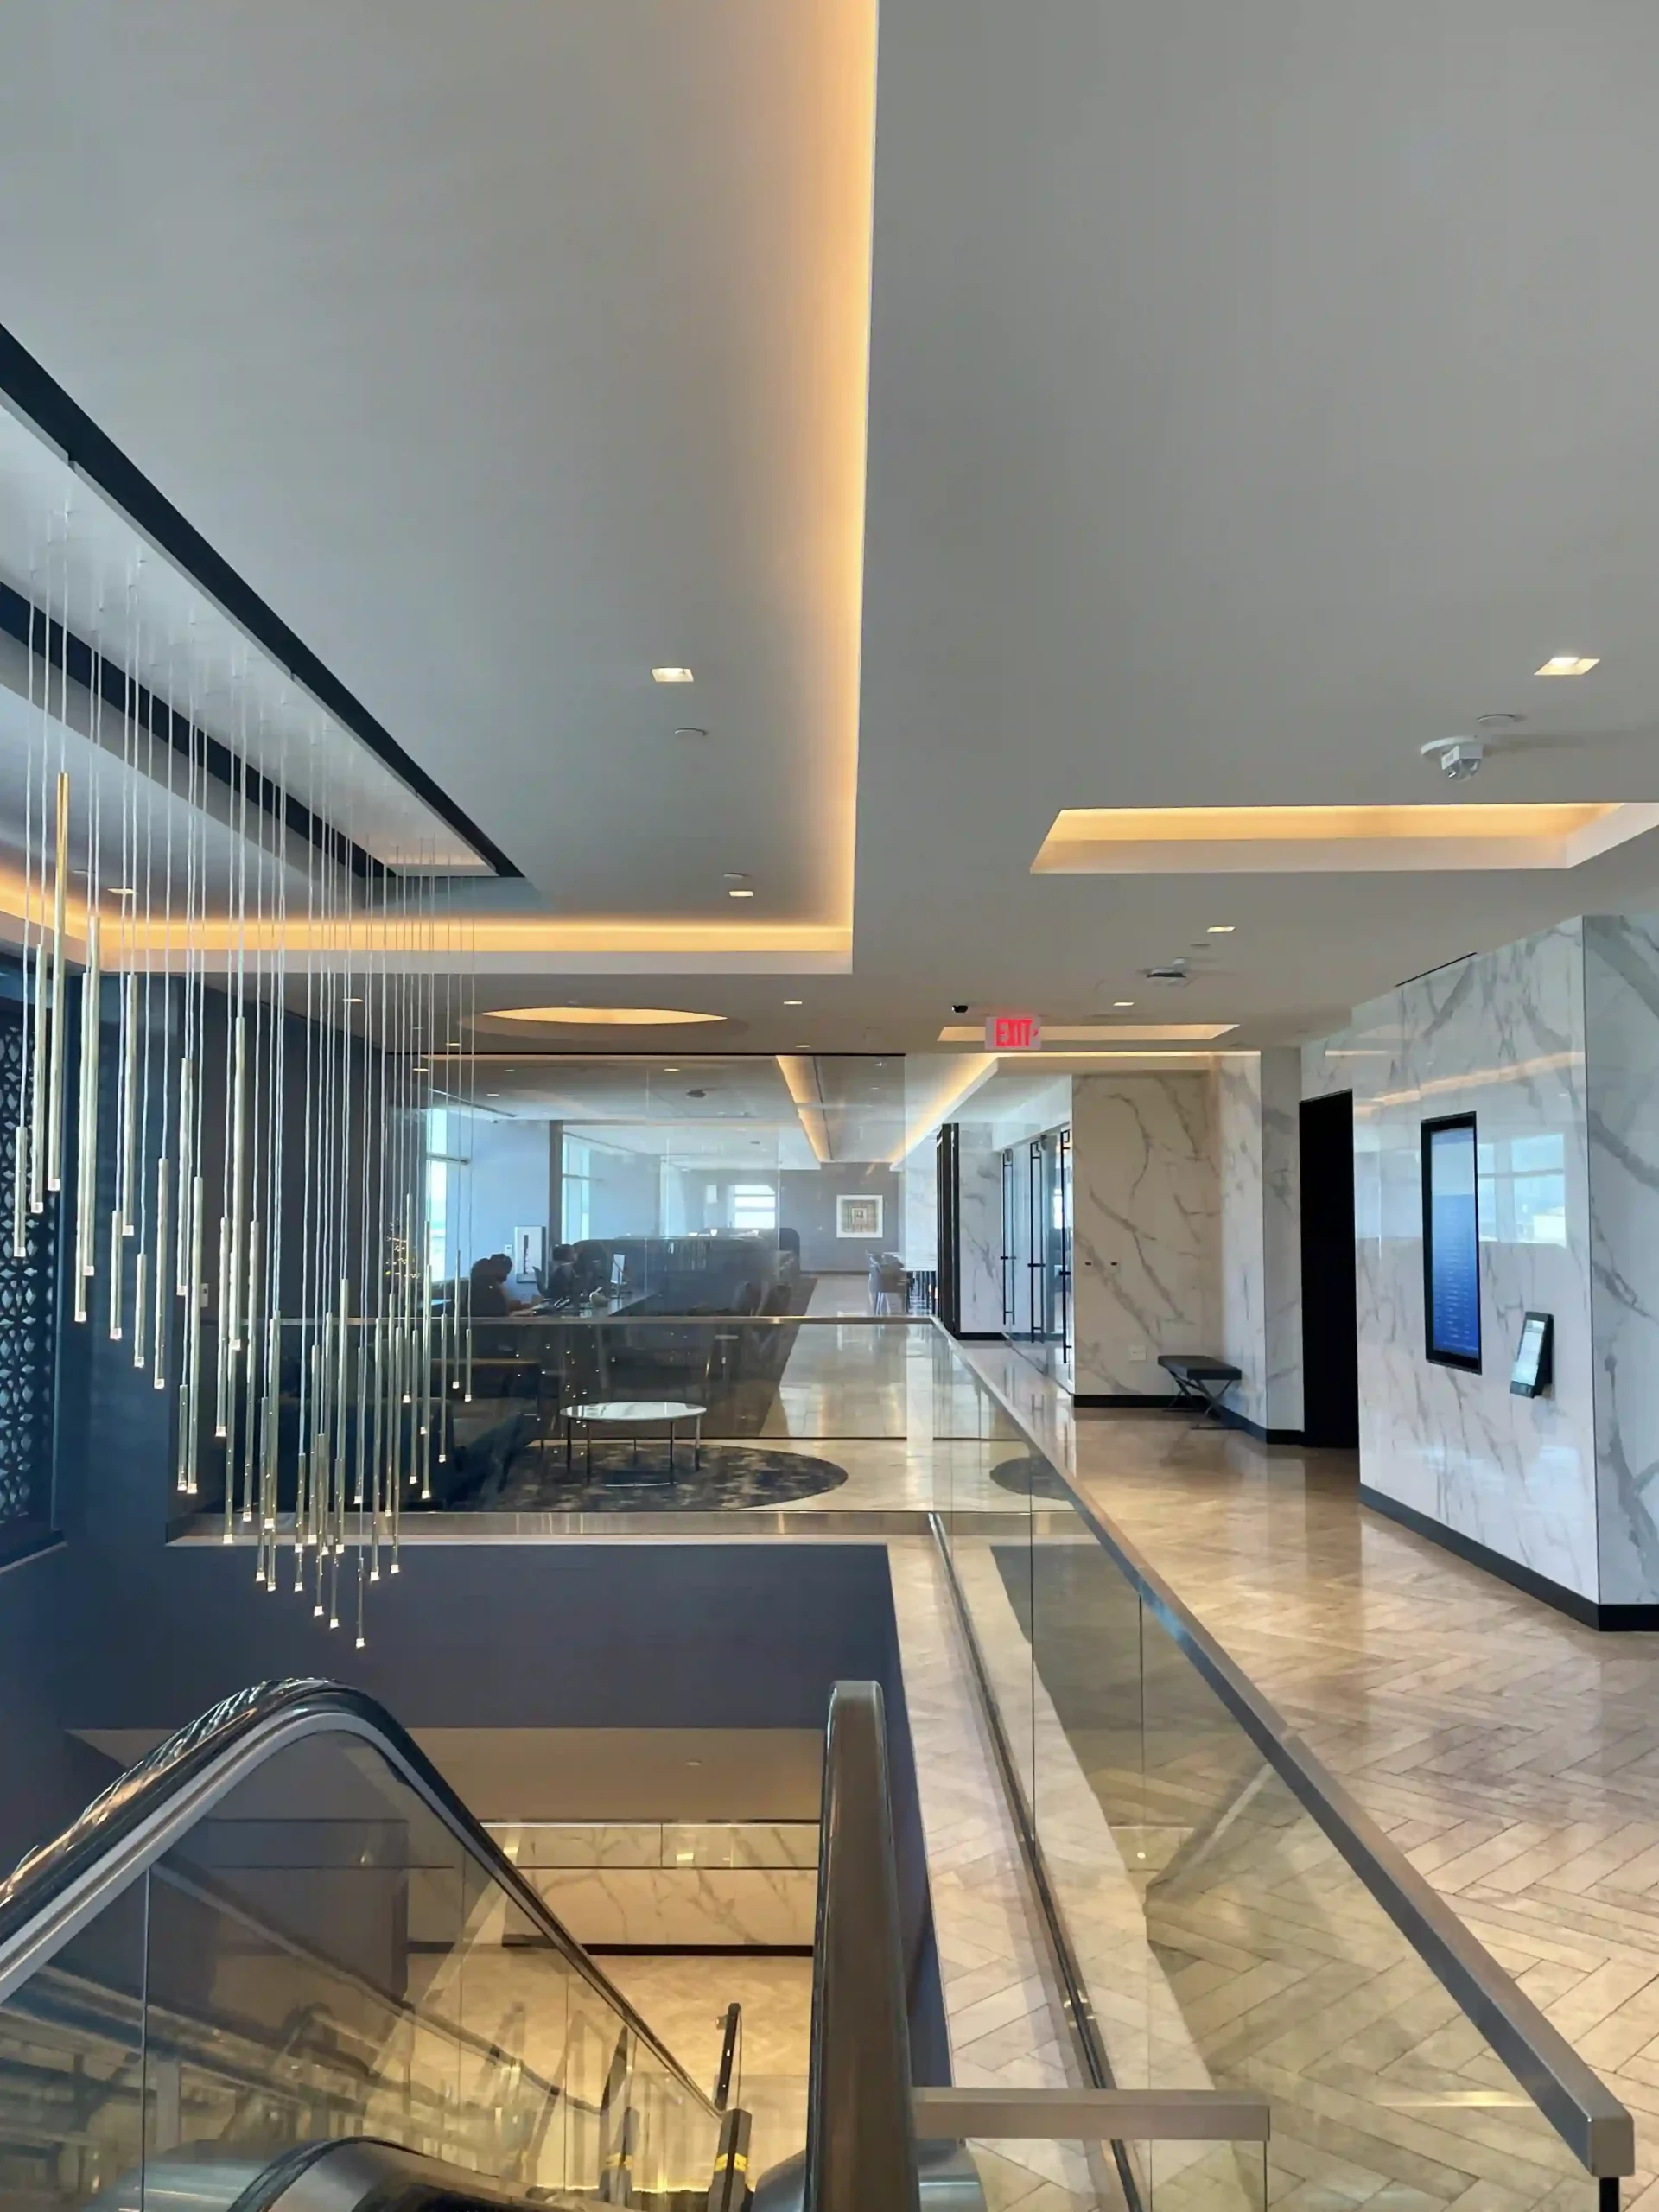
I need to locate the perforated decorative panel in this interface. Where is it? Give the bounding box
[0,1007,56,1526]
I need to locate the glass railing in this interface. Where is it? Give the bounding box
[0,1686,728,2212]
[181,1315,1029,1516]
[931,1364,1634,2212]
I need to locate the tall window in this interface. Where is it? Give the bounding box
[730,1183,778,1232]
[426,1107,469,1280]
[563,1135,594,1242]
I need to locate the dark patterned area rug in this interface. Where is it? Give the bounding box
[425,1440,849,1513]
[988,1452,1074,1501]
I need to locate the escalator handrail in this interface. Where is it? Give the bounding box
[0,1676,720,2118]
[803,1681,919,2212]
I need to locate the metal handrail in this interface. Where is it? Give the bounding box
[0,1678,719,2120]
[955,1332,1636,2180]
[804,1681,919,2212]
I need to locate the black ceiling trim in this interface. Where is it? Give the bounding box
[0,321,521,879]
[0,580,380,881]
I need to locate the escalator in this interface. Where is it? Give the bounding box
[0,1680,934,2212]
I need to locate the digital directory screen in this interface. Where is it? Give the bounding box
[1424,1116,1481,1370]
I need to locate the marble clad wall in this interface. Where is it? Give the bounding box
[900,1161,937,1271]
[1215,1056,1268,1430]
[1584,917,1659,1605]
[1071,1074,1217,1397]
[1303,923,1599,1602]
[1261,1048,1304,1433]
[956,1126,1006,1333]
[495,1821,820,1948]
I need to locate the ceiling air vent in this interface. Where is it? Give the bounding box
[1141,961,1191,986]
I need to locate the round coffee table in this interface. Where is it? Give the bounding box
[563,1399,707,1478]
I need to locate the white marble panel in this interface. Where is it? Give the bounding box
[528,1866,817,1948]
[1214,1056,1267,1429]
[1308,926,1598,1601]
[492,1822,661,1869]
[661,1822,820,1870]
[901,1162,938,1271]
[1260,1047,1304,1433]
[1585,915,1659,1605]
[957,1126,1007,1334]
[1070,1075,1217,1397]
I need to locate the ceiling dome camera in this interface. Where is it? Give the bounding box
[1421,735,1484,780]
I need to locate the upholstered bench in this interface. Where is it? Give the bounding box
[1156,1354,1242,1427]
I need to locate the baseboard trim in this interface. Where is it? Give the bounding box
[1072,1394,1303,1445]
[1214,1406,1306,1446]
[1358,1484,1659,1630]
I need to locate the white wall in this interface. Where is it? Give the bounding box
[459,1117,557,1276]
[1071,1073,1217,1396]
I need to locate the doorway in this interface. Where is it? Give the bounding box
[1000,1124,1072,1385]
[1299,1091,1359,1449]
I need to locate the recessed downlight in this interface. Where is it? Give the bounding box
[728,887,756,899]
[1206,924,1236,934]
[652,665,695,683]
[784,998,804,1007]
[1113,1000,1135,1007]
[1536,654,1599,676]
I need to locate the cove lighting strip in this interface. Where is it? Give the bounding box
[1032,803,1659,874]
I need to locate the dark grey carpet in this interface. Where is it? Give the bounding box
[988,1452,1074,1501]
[428,1440,849,1513]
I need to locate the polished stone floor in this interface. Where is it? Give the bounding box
[959,1342,1659,2212]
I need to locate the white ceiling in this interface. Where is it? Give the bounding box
[3,3,1659,1050]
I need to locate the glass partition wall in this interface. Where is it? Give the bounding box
[428,1054,912,1325]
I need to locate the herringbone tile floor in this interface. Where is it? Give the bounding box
[1052,1407,1659,2212]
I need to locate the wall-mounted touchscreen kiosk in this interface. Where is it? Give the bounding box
[1422,1114,1481,1371]
[1510,1311,1554,1399]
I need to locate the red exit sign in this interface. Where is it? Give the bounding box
[985,1011,1043,1051]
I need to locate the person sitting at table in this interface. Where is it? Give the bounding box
[467,1253,518,1318]
[537,1243,579,1306]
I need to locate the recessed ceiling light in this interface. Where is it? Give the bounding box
[652,665,694,683]
[1113,1000,1135,1007]
[1536,654,1599,676]
[110,886,136,899]
[664,1066,680,1072]
[485,1090,500,1098]
[1206,924,1236,934]
[673,726,708,739]
[345,995,363,1004]
[784,998,803,1007]
[728,887,755,899]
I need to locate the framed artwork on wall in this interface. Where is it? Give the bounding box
[836,1194,884,1240]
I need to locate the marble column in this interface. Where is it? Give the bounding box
[956,1124,1005,1334]
[1215,1055,1268,1430]
[1070,1074,1217,1397]
[1585,915,1659,1605]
